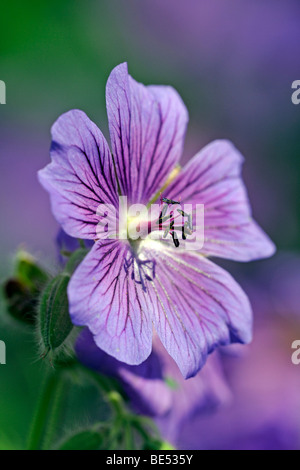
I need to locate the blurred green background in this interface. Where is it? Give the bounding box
[0,0,300,449]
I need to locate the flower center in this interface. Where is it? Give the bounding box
[126,196,193,247]
[155,197,193,248]
[124,196,194,292]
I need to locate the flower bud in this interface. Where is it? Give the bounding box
[3,251,48,325]
[16,250,48,292]
[39,273,73,355]
[3,279,36,324]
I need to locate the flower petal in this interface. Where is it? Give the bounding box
[76,328,172,416]
[38,110,118,239]
[106,63,188,204]
[68,240,153,365]
[166,140,275,261]
[141,243,252,378]
[156,344,231,441]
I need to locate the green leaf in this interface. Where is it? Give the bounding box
[57,430,104,450]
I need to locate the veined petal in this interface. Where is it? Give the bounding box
[106,63,188,205]
[38,110,118,239]
[141,243,252,378]
[76,328,172,416]
[68,240,153,365]
[166,140,275,261]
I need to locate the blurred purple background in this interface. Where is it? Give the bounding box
[0,0,300,449]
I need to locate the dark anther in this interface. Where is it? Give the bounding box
[177,209,187,217]
[162,197,180,205]
[159,196,193,246]
[171,231,180,248]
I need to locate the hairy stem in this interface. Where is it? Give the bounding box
[42,373,66,449]
[27,372,64,450]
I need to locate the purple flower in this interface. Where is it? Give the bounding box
[176,325,300,450]
[168,255,300,450]
[38,63,275,378]
[56,228,93,264]
[76,328,231,421]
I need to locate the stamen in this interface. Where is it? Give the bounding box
[171,231,180,247]
[162,197,180,205]
[156,197,194,247]
[177,209,187,217]
[124,253,156,292]
[163,226,170,238]
[157,213,175,225]
[158,204,168,225]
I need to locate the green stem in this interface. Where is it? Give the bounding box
[107,390,125,417]
[124,421,135,450]
[42,373,66,450]
[27,372,60,450]
[77,239,85,249]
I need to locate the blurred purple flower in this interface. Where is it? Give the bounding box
[137,1,300,72]
[170,255,300,450]
[38,62,274,378]
[134,0,300,121]
[76,328,231,422]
